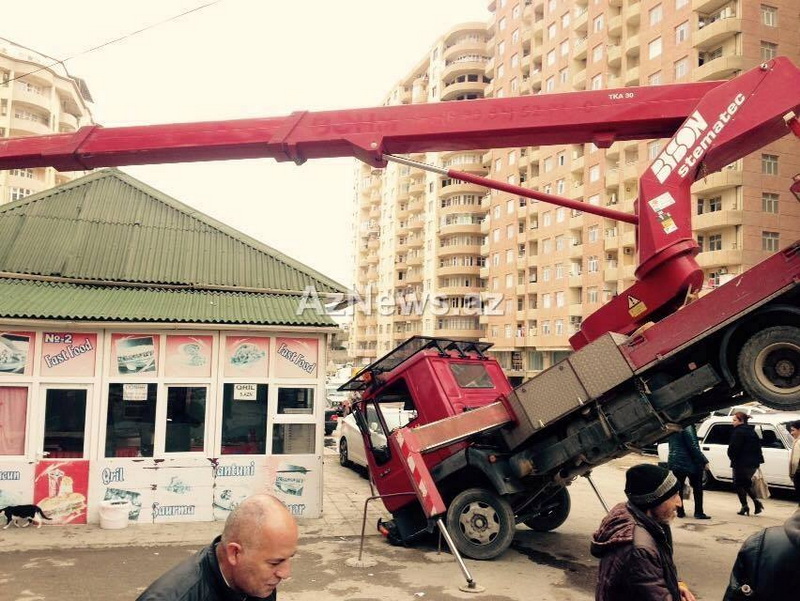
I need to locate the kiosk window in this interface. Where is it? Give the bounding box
[43,389,87,458]
[272,424,315,454]
[277,387,314,415]
[165,386,206,453]
[105,383,157,458]
[0,386,27,455]
[221,383,267,454]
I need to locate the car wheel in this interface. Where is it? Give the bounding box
[339,438,351,467]
[446,488,515,560]
[523,487,571,532]
[737,326,800,410]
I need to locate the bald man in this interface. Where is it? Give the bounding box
[137,494,298,601]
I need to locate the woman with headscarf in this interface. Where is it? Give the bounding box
[727,411,765,516]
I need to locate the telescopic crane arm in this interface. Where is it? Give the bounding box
[0,58,799,348]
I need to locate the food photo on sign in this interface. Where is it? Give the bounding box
[112,334,158,375]
[34,461,89,525]
[165,335,212,377]
[224,336,269,377]
[0,331,33,374]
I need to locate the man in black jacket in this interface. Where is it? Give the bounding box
[723,509,800,599]
[137,494,298,600]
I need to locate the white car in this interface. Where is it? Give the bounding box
[658,412,800,489]
[337,404,416,470]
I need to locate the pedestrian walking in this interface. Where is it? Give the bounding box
[136,494,298,600]
[727,412,765,516]
[722,508,800,600]
[591,463,697,601]
[788,419,800,505]
[667,424,711,519]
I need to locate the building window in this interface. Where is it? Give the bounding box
[674,57,689,80]
[548,23,557,40]
[648,38,662,60]
[675,21,689,44]
[649,4,663,26]
[761,41,778,61]
[592,44,603,63]
[762,154,778,175]
[648,71,662,86]
[0,387,28,455]
[761,5,777,27]
[593,14,604,32]
[221,383,267,455]
[587,287,598,303]
[675,0,688,8]
[547,49,556,66]
[648,141,663,160]
[762,231,780,252]
[589,165,600,182]
[588,225,599,243]
[708,196,722,212]
[9,187,33,202]
[588,255,599,272]
[762,192,779,213]
[591,74,603,90]
[708,234,722,251]
[105,383,157,458]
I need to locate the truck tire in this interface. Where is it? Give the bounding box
[737,326,800,410]
[446,488,515,560]
[523,487,571,532]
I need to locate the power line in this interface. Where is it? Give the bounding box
[4,0,225,86]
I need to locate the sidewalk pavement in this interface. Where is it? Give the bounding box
[0,446,389,553]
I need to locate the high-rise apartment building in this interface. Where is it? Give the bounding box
[350,1,800,377]
[0,38,93,204]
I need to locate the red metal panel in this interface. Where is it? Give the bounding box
[390,427,447,518]
[411,401,512,453]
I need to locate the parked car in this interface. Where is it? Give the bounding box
[337,404,416,470]
[658,412,800,489]
[709,403,775,418]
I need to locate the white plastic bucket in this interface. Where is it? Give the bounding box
[99,500,131,529]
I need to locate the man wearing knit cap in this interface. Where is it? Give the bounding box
[590,463,697,601]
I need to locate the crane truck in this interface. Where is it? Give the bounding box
[1,57,800,561]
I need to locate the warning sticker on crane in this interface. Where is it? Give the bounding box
[628,295,647,318]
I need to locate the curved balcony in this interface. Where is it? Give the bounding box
[441,80,486,102]
[607,45,622,68]
[444,59,489,82]
[438,263,481,277]
[694,55,744,82]
[574,38,588,62]
[443,40,487,63]
[439,222,482,236]
[405,271,424,284]
[605,169,620,189]
[438,243,481,257]
[623,66,640,86]
[696,249,743,269]
[59,112,79,130]
[625,33,640,57]
[439,202,484,217]
[692,168,742,194]
[407,254,423,267]
[693,18,741,51]
[407,198,424,213]
[407,218,425,231]
[693,208,743,232]
[10,116,50,135]
[367,237,380,250]
[436,327,484,339]
[608,14,623,38]
[366,252,379,264]
[440,180,486,197]
[13,87,51,112]
[407,236,424,248]
[408,180,425,195]
[573,10,589,33]
[625,7,640,27]
[692,0,728,14]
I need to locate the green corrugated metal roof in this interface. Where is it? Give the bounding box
[0,169,347,293]
[0,278,333,326]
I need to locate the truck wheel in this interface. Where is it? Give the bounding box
[737,326,800,410]
[446,488,515,560]
[339,438,351,467]
[523,487,571,532]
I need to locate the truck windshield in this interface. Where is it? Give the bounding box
[450,363,494,388]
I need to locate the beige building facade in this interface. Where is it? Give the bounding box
[0,37,93,205]
[350,1,800,381]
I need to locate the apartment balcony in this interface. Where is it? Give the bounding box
[369,205,380,218]
[574,38,588,61]
[532,19,544,40]
[694,208,744,232]
[573,9,588,33]
[479,266,490,278]
[366,252,379,264]
[484,57,495,78]
[359,348,378,359]
[441,81,487,102]
[515,283,527,296]
[570,154,585,174]
[443,59,489,82]
[694,55,745,82]
[605,169,620,189]
[536,334,571,350]
[437,328,484,339]
[608,14,623,38]
[623,162,639,184]
[397,205,409,220]
[692,0,729,14]
[480,219,490,234]
[439,243,480,256]
[443,38,486,63]
[527,254,539,268]
[407,219,425,232]
[569,243,584,259]
[405,271,424,284]
[439,263,481,277]
[13,86,52,112]
[437,285,479,298]
[572,69,587,91]
[623,66,640,85]
[692,168,743,194]
[624,34,640,57]
[520,53,532,75]
[693,17,742,51]
[607,45,622,68]
[625,5,640,27]
[604,267,619,282]
[407,254,423,267]
[696,248,743,269]
[441,181,486,197]
[621,230,636,247]
[606,144,620,160]
[10,116,50,136]
[529,69,543,89]
[621,264,636,280]
[569,212,584,229]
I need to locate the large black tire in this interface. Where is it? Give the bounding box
[737,326,800,410]
[445,488,515,560]
[339,438,351,467]
[523,487,571,532]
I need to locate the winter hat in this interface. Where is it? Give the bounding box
[625,463,680,509]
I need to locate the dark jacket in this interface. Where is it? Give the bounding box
[727,424,764,469]
[590,502,681,601]
[667,425,708,475]
[723,510,800,600]
[136,536,277,601]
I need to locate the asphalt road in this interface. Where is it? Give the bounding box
[2,446,797,600]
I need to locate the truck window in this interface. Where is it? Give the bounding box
[703,424,732,445]
[450,363,494,388]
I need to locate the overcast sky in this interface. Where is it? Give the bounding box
[3,0,490,287]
